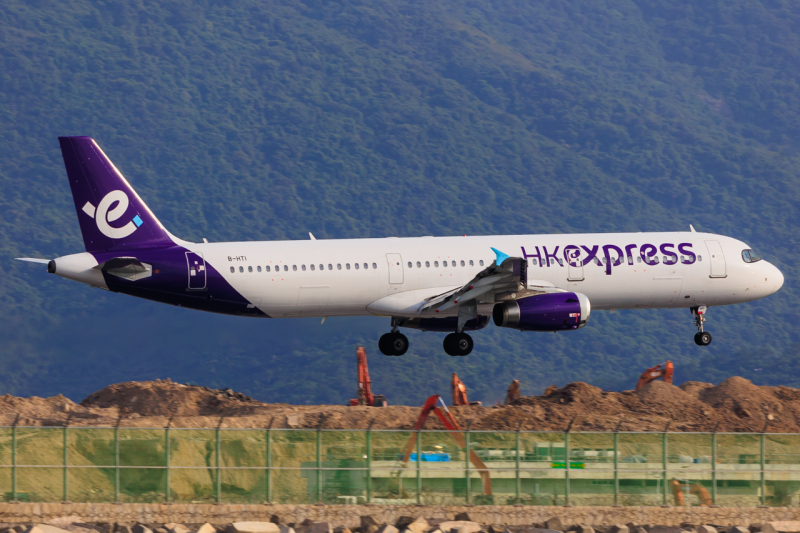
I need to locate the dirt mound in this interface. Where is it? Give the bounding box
[0,377,798,432]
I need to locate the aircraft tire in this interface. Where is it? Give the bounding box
[443,333,458,356]
[454,332,473,356]
[391,333,409,356]
[379,333,394,355]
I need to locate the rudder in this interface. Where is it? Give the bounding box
[58,136,174,252]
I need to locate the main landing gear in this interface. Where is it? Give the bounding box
[444,332,473,356]
[691,306,712,346]
[379,318,409,356]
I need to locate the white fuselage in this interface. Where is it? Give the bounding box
[186,231,783,318]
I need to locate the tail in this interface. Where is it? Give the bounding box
[58,136,175,252]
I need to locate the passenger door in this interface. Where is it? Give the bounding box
[566,248,584,281]
[186,252,206,290]
[704,240,727,278]
[386,253,404,284]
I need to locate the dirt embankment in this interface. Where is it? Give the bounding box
[0,377,798,432]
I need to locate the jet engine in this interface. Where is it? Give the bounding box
[492,292,590,331]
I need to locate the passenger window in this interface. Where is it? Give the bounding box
[266,266,271,272]
[311,264,315,271]
[627,256,633,265]
[239,266,244,273]
[230,266,235,273]
[293,265,297,271]
[698,255,703,261]
[248,266,253,272]
[284,265,288,271]
[636,257,641,264]
[320,264,324,271]
[558,259,564,266]
[337,264,342,270]
[408,262,412,268]
[301,265,306,271]
[461,260,465,266]
[257,266,262,272]
[364,263,368,269]
[426,261,430,267]
[434,261,439,267]
[469,260,474,266]
[372,263,377,269]
[346,263,351,270]
[354,263,359,270]
[417,261,421,268]
[532,258,538,265]
[328,264,333,270]
[479,260,484,266]
[443,260,448,267]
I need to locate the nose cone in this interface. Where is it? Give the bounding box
[771,263,785,293]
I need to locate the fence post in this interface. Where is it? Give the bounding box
[465,429,471,504]
[114,417,121,502]
[266,425,271,503]
[216,423,222,503]
[416,429,422,505]
[515,424,521,503]
[316,428,322,503]
[613,429,619,505]
[366,428,372,504]
[63,421,69,502]
[662,423,669,505]
[761,432,766,506]
[11,414,18,501]
[165,423,171,503]
[711,425,717,505]
[564,429,570,506]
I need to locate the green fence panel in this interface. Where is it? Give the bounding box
[419,468,467,505]
[271,430,317,469]
[169,429,217,467]
[766,434,800,468]
[67,467,115,502]
[469,431,518,469]
[618,432,664,470]
[617,470,664,506]
[68,428,115,466]
[518,469,566,506]
[320,468,367,504]
[220,468,267,504]
[765,470,800,507]
[715,470,762,507]
[716,433,761,466]
[518,432,566,467]
[17,467,62,502]
[0,428,13,466]
[118,467,166,503]
[119,429,166,467]
[17,428,63,466]
[169,467,217,503]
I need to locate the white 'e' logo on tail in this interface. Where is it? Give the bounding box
[82,190,143,239]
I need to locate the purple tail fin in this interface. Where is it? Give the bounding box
[58,136,175,252]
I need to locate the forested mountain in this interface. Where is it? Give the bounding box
[1,0,798,405]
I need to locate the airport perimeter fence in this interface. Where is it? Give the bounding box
[1,426,799,507]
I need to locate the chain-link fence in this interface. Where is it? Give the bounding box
[1,426,799,506]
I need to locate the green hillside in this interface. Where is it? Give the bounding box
[0,0,798,405]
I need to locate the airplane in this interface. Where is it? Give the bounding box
[17,137,784,356]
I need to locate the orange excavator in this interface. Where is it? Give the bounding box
[399,395,492,499]
[671,478,712,506]
[349,346,388,407]
[451,373,482,406]
[635,360,674,391]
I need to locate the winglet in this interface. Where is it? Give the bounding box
[689,224,696,233]
[491,247,510,265]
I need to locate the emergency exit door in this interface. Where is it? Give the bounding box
[386,253,404,284]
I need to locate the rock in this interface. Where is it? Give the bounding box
[576,527,594,533]
[768,525,800,533]
[696,527,716,533]
[610,526,629,533]
[154,529,168,533]
[197,525,216,533]
[334,529,352,533]
[278,527,295,533]
[750,526,777,533]
[296,525,332,533]
[228,525,281,533]
[117,527,133,533]
[402,520,428,533]
[270,520,281,527]
[361,521,379,531]
[31,527,71,533]
[454,516,471,524]
[681,526,695,533]
[165,526,189,533]
[729,528,749,533]
[365,528,379,533]
[13,527,27,533]
[546,521,564,533]
[439,525,480,533]
[488,527,506,533]
[375,527,398,533]
[48,518,83,528]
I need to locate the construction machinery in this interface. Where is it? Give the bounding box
[671,478,712,506]
[635,360,674,391]
[349,346,388,407]
[451,373,468,406]
[399,395,492,500]
[505,379,522,404]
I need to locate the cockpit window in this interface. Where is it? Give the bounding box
[742,249,762,263]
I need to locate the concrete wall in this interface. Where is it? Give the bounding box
[2,503,800,527]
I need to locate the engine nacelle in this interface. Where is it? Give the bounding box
[493,292,591,331]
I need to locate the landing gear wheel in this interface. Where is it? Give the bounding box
[694,332,712,346]
[444,332,472,356]
[379,332,408,355]
[390,332,409,355]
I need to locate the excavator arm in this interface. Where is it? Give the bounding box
[400,395,492,495]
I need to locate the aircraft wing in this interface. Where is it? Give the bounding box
[419,247,564,314]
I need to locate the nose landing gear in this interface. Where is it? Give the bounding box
[379,318,409,356]
[691,306,712,346]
